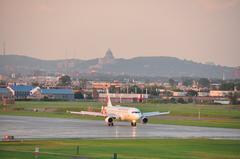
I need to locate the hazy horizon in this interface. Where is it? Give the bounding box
[0,52,237,68]
[1,0,240,67]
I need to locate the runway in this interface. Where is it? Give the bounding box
[1,115,240,139]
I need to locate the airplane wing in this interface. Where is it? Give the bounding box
[142,111,170,117]
[67,110,106,117]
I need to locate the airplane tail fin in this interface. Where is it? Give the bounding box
[106,89,112,107]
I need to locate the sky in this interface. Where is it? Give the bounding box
[0,0,240,67]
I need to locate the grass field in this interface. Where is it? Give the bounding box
[0,101,240,128]
[0,139,240,159]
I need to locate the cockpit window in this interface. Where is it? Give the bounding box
[132,111,141,114]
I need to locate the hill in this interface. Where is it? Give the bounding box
[0,53,235,78]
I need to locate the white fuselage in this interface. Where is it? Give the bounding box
[105,106,142,122]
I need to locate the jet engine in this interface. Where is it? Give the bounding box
[105,117,114,126]
[141,117,148,124]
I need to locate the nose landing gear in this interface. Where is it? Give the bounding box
[131,121,137,127]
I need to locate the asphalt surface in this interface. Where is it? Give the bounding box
[1,115,240,139]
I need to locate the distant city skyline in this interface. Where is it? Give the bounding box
[1,0,240,67]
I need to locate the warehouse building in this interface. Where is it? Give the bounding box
[8,85,35,100]
[30,87,74,100]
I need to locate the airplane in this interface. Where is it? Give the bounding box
[68,90,170,127]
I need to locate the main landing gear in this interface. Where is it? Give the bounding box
[108,122,114,126]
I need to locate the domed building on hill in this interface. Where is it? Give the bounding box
[98,49,115,65]
[88,49,116,73]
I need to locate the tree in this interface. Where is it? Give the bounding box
[177,98,185,104]
[146,85,159,96]
[228,92,239,105]
[187,98,193,103]
[31,81,39,86]
[163,91,173,97]
[79,79,87,89]
[58,75,71,86]
[170,98,176,103]
[129,85,141,94]
[0,80,6,86]
[182,79,193,87]
[220,82,234,91]
[198,78,210,88]
[235,82,240,91]
[186,90,198,96]
[74,91,84,99]
[120,87,128,93]
[109,85,116,93]
[169,79,177,87]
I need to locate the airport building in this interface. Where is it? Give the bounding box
[8,85,35,100]
[29,87,74,100]
[172,91,187,97]
[5,85,74,101]
[209,90,232,97]
[0,87,15,105]
[98,93,148,103]
[0,87,12,98]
